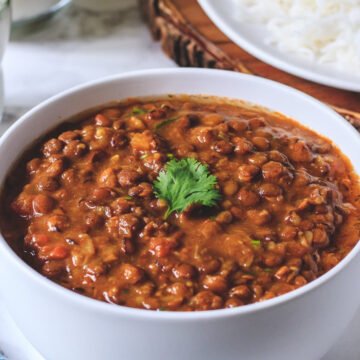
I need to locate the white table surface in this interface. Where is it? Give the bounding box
[0,3,359,360]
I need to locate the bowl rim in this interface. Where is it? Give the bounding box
[0,67,359,321]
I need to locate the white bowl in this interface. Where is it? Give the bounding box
[0,69,359,360]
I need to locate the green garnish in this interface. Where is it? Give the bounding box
[264,268,273,273]
[131,107,147,115]
[140,154,149,160]
[155,117,178,130]
[167,153,175,160]
[124,195,133,201]
[153,158,221,219]
[251,239,261,247]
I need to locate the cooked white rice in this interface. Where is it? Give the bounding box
[233,0,360,75]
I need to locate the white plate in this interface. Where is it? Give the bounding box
[198,0,360,92]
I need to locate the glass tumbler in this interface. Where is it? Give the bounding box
[0,0,10,122]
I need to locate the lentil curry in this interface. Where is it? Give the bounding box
[1,96,359,311]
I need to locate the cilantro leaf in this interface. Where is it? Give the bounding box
[131,107,147,115]
[155,117,179,130]
[153,158,221,219]
[251,239,262,247]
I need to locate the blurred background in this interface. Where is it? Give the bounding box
[0,0,175,134]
